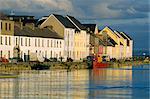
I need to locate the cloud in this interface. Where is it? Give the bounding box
[0,0,73,14]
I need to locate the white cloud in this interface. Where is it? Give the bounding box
[0,0,73,13]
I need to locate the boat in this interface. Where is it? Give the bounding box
[86,55,109,69]
[93,55,109,68]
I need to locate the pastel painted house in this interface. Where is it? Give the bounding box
[99,26,133,59]
[0,19,15,59]
[66,15,90,61]
[0,17,64,61]
[40,14,76,60]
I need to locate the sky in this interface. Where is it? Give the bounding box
[0,0,149,51]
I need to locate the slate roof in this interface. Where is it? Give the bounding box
[14,25,63,39]
[53,14,76,28]
[97,36,117,47]
[36,19,46,26]
[120,32,132,40]
[119,32,131,46]
[82,24,96,33]
[66,15,86,30]
[108,37,118,46]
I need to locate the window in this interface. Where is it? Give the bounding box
[5,37,7,45]
[51,40,53,47]
[1,22,2,29]
[38,39,40,47]
[45,51,47,57]
[29,38,31,46]
[60,41,62,48]
[59,51,61,57]
[50,51,52,58]
[35,39,37,47]
[0,36,2,45]
[25,38,27,46]
[8,51,10,58]
[15,38,18,45]
[9,24,11,31]
[21,38,23,46]
[9,37,11,45]
[42,40,44,47]
[0,51,2,57]
[54,40,56,48]
[47,40,49,47]
[28,50,30,55]
[57,41,58,48]
[5,23,7,30]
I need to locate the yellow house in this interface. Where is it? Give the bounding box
[99,26,133,59]
[0,20,14,35]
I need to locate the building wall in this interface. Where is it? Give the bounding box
[74,30,88,61]
[16,36,64,61]
[0,20,14,35]
[0,35,14,59]
[99,27,133,59]
[40,15,64,37]
[64,28,75,60]
[0,34,64,61]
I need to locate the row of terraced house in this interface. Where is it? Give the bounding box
[0,13,133,61]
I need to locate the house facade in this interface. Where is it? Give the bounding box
[0,19,64,61]
[66,15,90,61]
[40,14,75,60]
[99,26,133,59]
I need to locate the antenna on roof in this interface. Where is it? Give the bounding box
[10,10,15,15]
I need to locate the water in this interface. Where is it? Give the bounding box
[0,64,149,99]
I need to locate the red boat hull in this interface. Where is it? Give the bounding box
[93,61,109,68]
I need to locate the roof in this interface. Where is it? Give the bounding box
[53,14,76,28]
[22,19,38,25]
[121,32,132,40]
[7,15,34,18]
[14,25,63,39]
[108,37,118,46]
[36,19,46,26]
[82,24,96,33]
[66,15,86,30]
[97,35,116,47]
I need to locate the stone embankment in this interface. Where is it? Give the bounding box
[0,60,149,74]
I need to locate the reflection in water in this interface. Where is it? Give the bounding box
[0,64,149,99]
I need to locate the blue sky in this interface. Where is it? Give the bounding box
[0,0,149,50]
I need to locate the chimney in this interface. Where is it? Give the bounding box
[25,23,35,30]
[15,22,23,30]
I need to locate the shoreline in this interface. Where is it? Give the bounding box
[0,60,149,73]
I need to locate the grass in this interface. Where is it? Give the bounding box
[0,74,18,78]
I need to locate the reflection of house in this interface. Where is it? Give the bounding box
[98,26,133,59]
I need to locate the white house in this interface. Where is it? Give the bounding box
[0,19,64,61]
[40,14,76,60]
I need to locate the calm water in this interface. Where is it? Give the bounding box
[0,64,149,99]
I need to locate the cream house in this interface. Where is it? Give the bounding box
[66,15,90,61]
